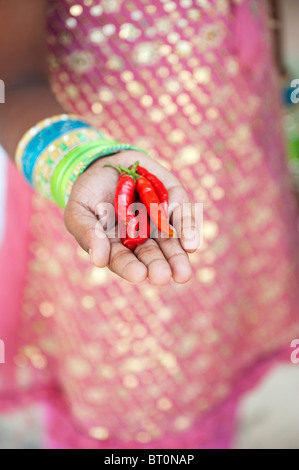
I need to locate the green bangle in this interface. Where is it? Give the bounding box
[61,143,150,208]
[16,112,154,210]
[51,140,119,205]
[33,128,104,199]
[51,139,152,208]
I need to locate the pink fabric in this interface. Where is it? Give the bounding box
[234,0,265,69]
[0,162,32,388]
[43,347,294,449]
[1,0,299,449]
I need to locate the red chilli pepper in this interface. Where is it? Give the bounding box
[104,161,175,245]
[113,173,138,239]
[136,165,169,218]
[136,176,175,238]
[121,215,150,250]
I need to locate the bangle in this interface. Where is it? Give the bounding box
[33,127,104,200]
[51,140,119,206]
[16,114,152,208]
[56,142,150,208]
[15,114,68,170]
[16,114,94,185]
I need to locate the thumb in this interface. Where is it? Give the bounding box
[64,200,111,268]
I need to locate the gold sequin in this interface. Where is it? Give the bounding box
[145,4,157,14]
[81,295,96,309]
[89,427,110,440]
[206,107,219,120]
[176,40,193,57]
[167,129,185,143]
[66,17,77,29]
[66,51,95,74]
[204,221,219,240]
[121,70,134,82]
[183,103,196,115]
[91,102,103,114]
[133,42,159,65]
[39,301,54,318]
[126,81,145,97]
[89,29,105,44]
[211,187,225,200]
[106,56,124,70]
[189,114,203,125]
[177,93,190,106]
[123,374,139,389]
[65,84,79,98]
[194,66,211,84]
[90,5,103,16]
[98,87,115,102]
[197,268,216,284]
[149,108,164,123]
[69,5,83,17]
[201,174,216,188]
[31,354,47,370]
[167,32,180,44]
[167,54,179,65]
[164,103,178,115]
[178,145,201,164]
[119,23,141,41]
[136,431,152,443]
[165,79,181,94]
[180,0,193,8]
[85,388,106,405]
[66,356,92,379]
[140,95,153,107]
[14,354,28,368]
[157,397,173,411]
[103,24,116,36]
[174,415,191,431]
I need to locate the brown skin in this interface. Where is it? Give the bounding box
[0,0,200,285]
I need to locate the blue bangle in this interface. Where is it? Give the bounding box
[21,119,91,185]
[16,113,153,209]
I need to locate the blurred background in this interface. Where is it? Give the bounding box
[0,0,299,449]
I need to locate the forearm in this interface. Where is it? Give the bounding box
[0,83,64,160]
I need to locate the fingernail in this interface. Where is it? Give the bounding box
[184,229,196,241]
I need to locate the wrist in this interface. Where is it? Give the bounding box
[15,113,152,208]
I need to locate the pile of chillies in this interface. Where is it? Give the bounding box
[104,161,175,250]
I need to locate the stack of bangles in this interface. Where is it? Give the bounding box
[15,114,151,209]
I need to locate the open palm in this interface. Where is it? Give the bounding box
[64,150,200,285]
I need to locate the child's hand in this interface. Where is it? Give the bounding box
[64,150,200,285]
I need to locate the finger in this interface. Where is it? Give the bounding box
[64,200,110,268]
[156,237,192,284]
[109,241,147,283]
[168,185,201,252]
[134,238,172,286]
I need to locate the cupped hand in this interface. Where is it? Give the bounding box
[64,150,200,285]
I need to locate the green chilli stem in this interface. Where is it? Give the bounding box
[103,161,140,180]
[131,160,139,173]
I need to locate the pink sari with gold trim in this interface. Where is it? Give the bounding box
[0,0,299,448]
